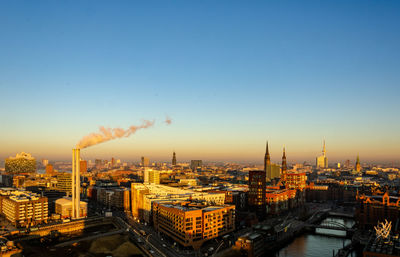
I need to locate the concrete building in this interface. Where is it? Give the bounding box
[56,172,72,195]
[55,197,87,219]
[1,190,48,227]
[248,170,266,221]
[141,156,150,167]
[80,160,87,174]
[266,164,281,181]
[97,187,130,211]
[45,164,54,175]
[190,160,203,171]
[153,201,235,249]
[131,184,225,223]
[144,169,160,184]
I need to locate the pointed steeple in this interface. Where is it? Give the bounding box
[323,140,326,156]
[281,145,287,182]
[172,151,177,166]
[265,141,271,165]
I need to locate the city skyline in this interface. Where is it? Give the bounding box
[1,1,399,162]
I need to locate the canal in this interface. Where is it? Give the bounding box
[276,217,362,257]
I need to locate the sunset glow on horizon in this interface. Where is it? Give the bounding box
[1,1,399,164]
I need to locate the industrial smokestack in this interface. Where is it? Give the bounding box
[72,148,81,219]
[76,120,155,149]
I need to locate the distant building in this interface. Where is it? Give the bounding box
[355,155,362,172]
[144,169,160,184]
[45,164,54,175]
[281,147,287,183]
[141,156,150,167]
[316,140,328,169]
[266,164,281,181]
[56,172,72,195]
[153,201,235,249]
[172,151,177,166]
[41,159,49,167]
[80,160,87,174]
[5,152,36,174]
[190,160,202,171]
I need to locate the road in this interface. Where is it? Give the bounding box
[113,210,205,257]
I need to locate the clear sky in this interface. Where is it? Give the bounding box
[1,1,399,164]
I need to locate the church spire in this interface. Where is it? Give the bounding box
[281,145,287,182]
[264,141,271,173]
[323,140,326,156]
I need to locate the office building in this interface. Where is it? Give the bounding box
[248,170,266,221]
[131,184,225,223]
[42,159,49,167]
[1,190,48,227]
[153,201,235,249]
[56,172,72,195]
[144,168,160,184]
[141,157,150,167]
[80,160,87,174]
[316,140,328,169]
[190,160,203,171]
[45,164,54,175]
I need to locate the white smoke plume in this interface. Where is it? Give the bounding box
[77,120,155,149]
[165,116,172,125]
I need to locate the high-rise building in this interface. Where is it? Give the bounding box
[281,147,287,183]
[45,164,54,175]
[56,172,72,195]
[248,170,266,221]
[316,140,328,169]
[153,201,235,250]
[172,151,177,166]
[141,156,150,167]
[143,168,160,184]
[190,160,202,171]
[5,152,36,174]
[80,160,87,174]
[42,159,49,167]
[355,155,361,172]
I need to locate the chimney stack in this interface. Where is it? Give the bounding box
[72,148,81,218]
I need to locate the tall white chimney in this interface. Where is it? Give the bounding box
[72,148,81,218]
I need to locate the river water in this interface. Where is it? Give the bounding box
[276,217,362,257]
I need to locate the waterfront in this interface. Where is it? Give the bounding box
[276,218,361,257]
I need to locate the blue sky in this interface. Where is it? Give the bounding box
[1,1,399,163]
